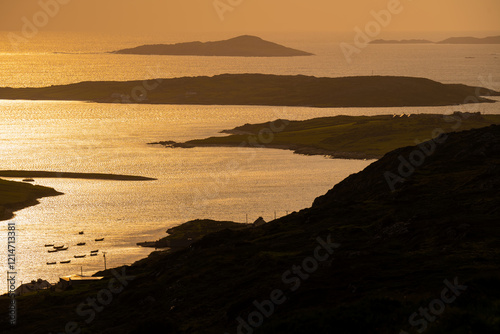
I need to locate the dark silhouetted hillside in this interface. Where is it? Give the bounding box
[2,125,499,333]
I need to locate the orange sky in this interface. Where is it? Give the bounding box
[0,0,499,34]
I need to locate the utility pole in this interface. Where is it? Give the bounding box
[103,252,107,270]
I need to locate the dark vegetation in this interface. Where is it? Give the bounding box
[2,124,499,333]
[0,74,498,107]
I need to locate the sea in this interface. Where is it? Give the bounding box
[0,31,499,292]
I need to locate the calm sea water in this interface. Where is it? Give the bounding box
[0,32,499,291]
[0,31,499,87]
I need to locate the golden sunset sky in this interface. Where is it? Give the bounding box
[0,0,499,34]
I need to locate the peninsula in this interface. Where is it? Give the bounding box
[0,178,61,221]
[0,75,498,107]
[111,35,313,57]
[151,112,500,159]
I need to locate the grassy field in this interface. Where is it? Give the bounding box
[182,112,500,158]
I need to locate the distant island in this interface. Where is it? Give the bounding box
[151,113,500,159]
[111,35,314,57]
[0,170,156,181]
[438,35,500,44]
[371,39,433,44]
[371,35,500,44]
[1,74,498,108]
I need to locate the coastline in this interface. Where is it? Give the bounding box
[0,170,156,221]
[157,142,382,160]
[151,113,500,160]
[0,179,63,222]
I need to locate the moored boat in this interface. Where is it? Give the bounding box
[46,262,56,265]
[60,260,71,264]
[76,242,86,246]
[95,238,104,242]
[74,255,86,258]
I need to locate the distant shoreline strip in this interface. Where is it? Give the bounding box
[0,170,156,181]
